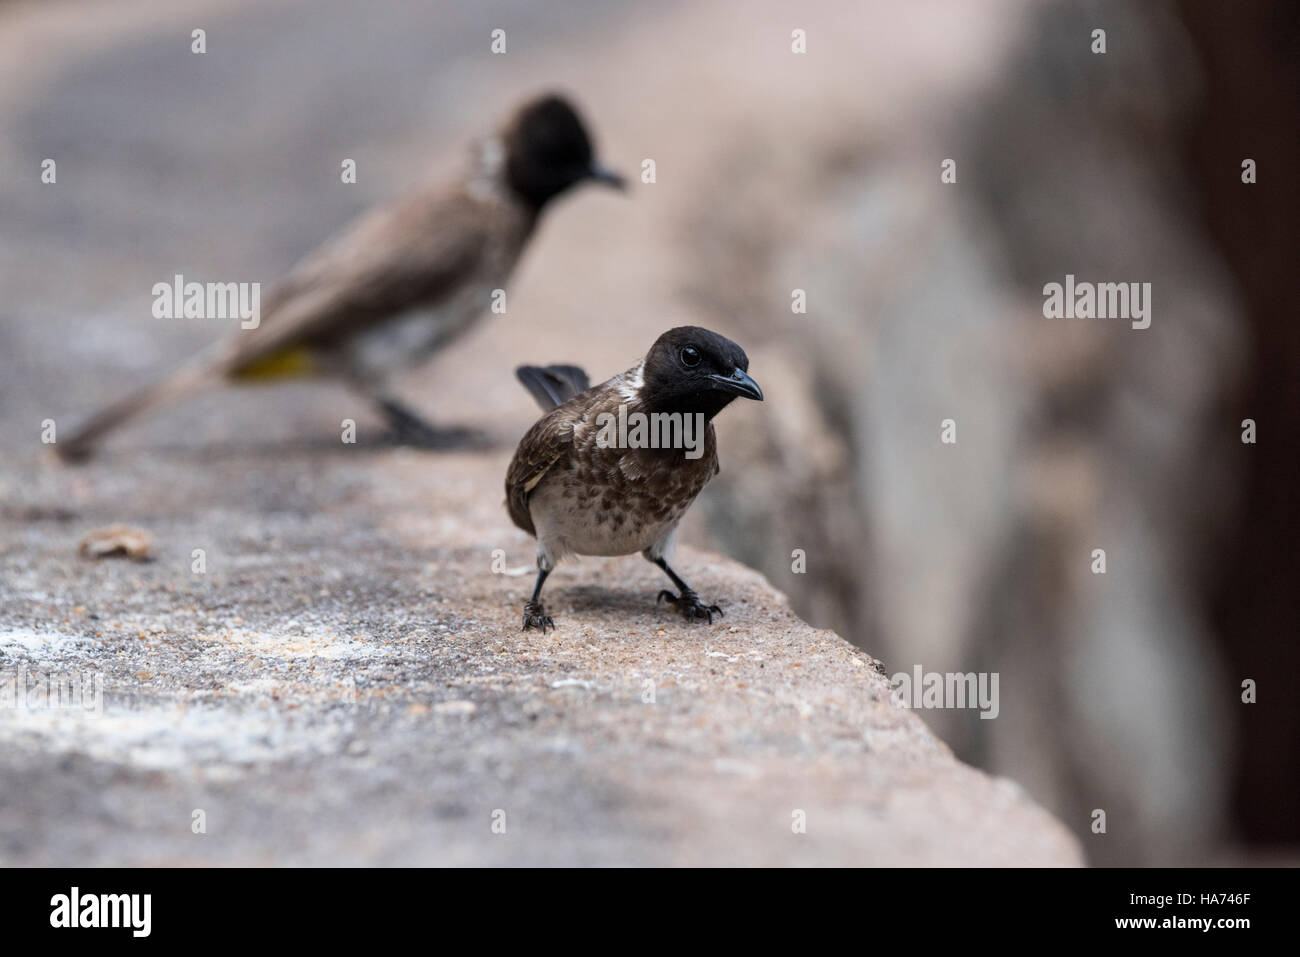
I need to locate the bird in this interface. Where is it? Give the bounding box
[55,93,624,461]
[505,326,763,631]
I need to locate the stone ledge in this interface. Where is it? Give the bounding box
[0,448,1082,866]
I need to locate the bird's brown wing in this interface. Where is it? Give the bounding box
[224,187,506,372]
[505,405,580,537]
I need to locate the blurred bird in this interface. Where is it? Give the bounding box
[506,326,763,631]
[56,93,624,461]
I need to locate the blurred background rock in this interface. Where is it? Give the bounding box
[1,0,1294,864]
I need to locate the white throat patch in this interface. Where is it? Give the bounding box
[617,360,645,402]
[467,137,508,201]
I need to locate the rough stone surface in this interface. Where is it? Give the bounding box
[2,446,1080,866]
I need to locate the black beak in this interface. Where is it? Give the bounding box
[707,367,763,401]
[588,162,626,190]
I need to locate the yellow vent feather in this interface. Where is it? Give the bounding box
[231,348,316,381]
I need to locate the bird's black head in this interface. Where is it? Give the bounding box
[504,94,624,210]
[640,326,763,420]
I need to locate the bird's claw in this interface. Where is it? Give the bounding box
[657,588,723,624]
[522,599,555,632]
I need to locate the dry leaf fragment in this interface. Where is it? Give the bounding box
[78,523,154,561]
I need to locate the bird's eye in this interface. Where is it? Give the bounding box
[680,346,701,368]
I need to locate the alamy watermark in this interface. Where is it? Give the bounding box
[1,669,103,717]
[1042,274,1151,330]
[152,273,260,329]
[50,887,150,937]
[890,665,999,719]
[594,404,706,459]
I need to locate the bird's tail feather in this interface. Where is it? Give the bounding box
[514,364,590,412]
[56,347,229,461]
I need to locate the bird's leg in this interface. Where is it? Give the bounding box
[374,394,445,447]
[367,393,482,450]
[652,557,723,624]
[522,566,555,632]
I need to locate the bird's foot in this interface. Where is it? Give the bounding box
[522,599,555,633]
[657,588,723,624]
[387,420,480,451]
[378,399,483,451]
